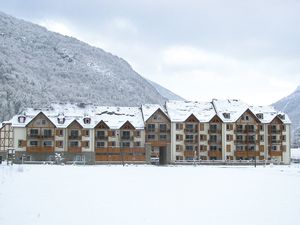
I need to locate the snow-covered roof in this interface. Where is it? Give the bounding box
[141,104,168,122]
[166,100,216,122]
[8,104,145,129]
[212,99,249,123]
[249,105,291,124]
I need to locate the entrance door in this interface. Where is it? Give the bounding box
[159,146,167,165]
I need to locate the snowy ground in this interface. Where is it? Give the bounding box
[1,164,300,225]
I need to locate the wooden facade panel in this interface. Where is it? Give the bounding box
[268,151,283,157]
[234,151,260,157]
[68,147,82,153]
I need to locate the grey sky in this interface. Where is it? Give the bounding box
[2,0,300,105]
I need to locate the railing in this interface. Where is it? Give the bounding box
[27,134,54,139]
[27,146,55,153]
[208,150,222,157]
[234,150,260,157]
[68,135,82,140]
[208,140,222,145]
[268,150,283,157]
[184,129,198,133]
[68,147,82,153]
[269,130,281,134]
[208,129,222,134]
[95,136,108,140]
[184,139,198,144]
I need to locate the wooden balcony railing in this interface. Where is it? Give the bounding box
[27,146,55,153]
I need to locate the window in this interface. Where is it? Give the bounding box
[176,123,182,130]
[186,145,193,151]
[41,120,46,125]
[135,131,140,137]
[271,145,277,151]
[237,135,243,141]
[96,130,105,138]
[56,141,63,148]
[30,141,38,146]
[122,131,130,138]
[111,131,116,136]
[176,145,183,152]
[30,129,38,136]
[226,135,230,141]
[245,116,249,120]
[209,135,217,142]
[282,135,286,141]
[248,135,255,141]
[210,145,217,151]
[57,129,63,136]
[176,134,183,141]
[223,113,230,119]
[256,113,264,119]
[96,142,105,148]
[185,135,193,140]
[209,124,217,131]
[236,145,243,151]
[159,134,167,140]
[147,134,155,140]
[186,124,194,132]
[200,145,207,151]
[44,129,52,137]
[159,124,167,132]
[147,124,155,132]
[70,141,79,147]
[134,142,140,147]
[43,141,52,147]
[83,141,89,148]
[122,142,130,147]
[70,130,79,137]
[58,117,65,124]
[18,116,26,123]
[236,125,243,131]
[83,118,91,124]
[260,135,264,142]
[260,125,264,131]
[200,135,206,141]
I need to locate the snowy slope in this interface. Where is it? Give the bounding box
[273,86,300,143]
[0,11,170,121]
[1,164,300,225]
[147,79,185,101]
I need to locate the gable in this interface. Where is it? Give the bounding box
[146,108,170,123]
[67,120,83,129]
[270,116,283,124]
[209,115,222,123]
[236,109,261,124]
[185,114,199,123]
[94,120,110,129]
[26,112,55,128]
[120,121,135,130]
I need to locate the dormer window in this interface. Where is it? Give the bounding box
[18,116,26,123]
[57,117,65,124]
[256,113,264,119]
[83,117,91,124]
[278,114,285,120]
[223,113,230,119]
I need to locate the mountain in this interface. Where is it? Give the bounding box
[147,79,185,101]
[0,11,176,122]
[273,86,300,145]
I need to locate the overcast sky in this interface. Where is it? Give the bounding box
[2,0,300,105]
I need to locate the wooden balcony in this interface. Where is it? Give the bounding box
[234,140,258,145]
[27,135,54,139]
[68,147,82,153]
[147,140,170,147]
[208,129,222,134]
[95,147,146,161]
[27,146,55,153]
[269,130,281,134]
[95,136,108,140]
[208,150,222,157]
[184,139,198,144]
[184,129,198,133]
[68,135,82,140]
[234,150,260,157]
[208,140,222,145]
[184,150,198,157]
[268,150,283,157]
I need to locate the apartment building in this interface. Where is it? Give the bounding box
[0,100,291,164]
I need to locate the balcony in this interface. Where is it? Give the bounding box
[268,150,283,157]
[184,139,198,144]
[184,150,198,157]
[68,135,82,140]
[208,150,222,157]
[27,146,55,153]
[208,129,222,134]
[270,140,282,144]
[208,140,222,145]
[234,150,259,157]
[184,129,198,133]
[68,147,82,153]
[269,130,281,134]
[27,134,54,139]
[234,140,258,145]
[120,136,132,140]
[95,135,108,140]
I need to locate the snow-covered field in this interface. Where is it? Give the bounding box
[1,164,300,225]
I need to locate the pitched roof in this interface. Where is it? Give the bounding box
[141,104,168,122]
[166,100,216,122]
